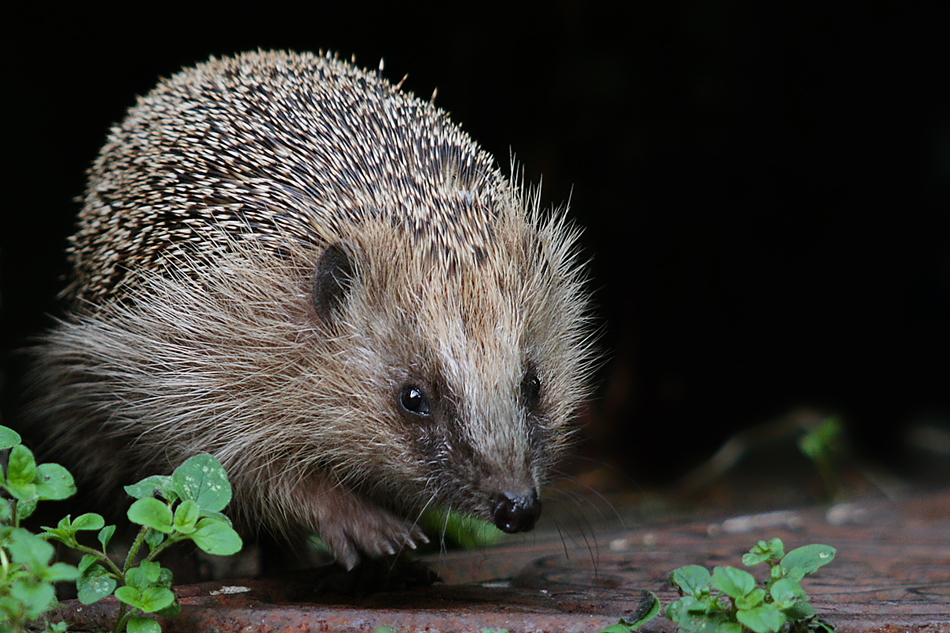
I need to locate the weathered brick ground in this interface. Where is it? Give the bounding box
[47,489,950,632]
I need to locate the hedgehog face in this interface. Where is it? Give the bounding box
[311,210,587,536]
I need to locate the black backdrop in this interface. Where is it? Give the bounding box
[3,2,948,483]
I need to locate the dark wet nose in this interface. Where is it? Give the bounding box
[491,490,542,533]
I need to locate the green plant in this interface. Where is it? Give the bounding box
[665,538,836,633]
[419,508,505,550]
[1,425,78,632]
[797,417,845,498]
[1,424,243,633]
[595,589,661,632]
[44,454,243,633]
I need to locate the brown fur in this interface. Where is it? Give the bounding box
[28,51,594,569]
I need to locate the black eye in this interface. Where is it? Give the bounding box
[521,370,542,410]
[400,385,432,417]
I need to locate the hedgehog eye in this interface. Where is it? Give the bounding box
[521,369,542,411]
[400,385,432,417]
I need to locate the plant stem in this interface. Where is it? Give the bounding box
[71,543,124,577]
[144,535,182,562]
[123,527,149,573]
[111,527,152,633]
[114,607,136,633]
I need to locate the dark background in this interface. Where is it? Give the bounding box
[3,2,948,485]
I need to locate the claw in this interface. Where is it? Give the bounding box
[337,543,360,571]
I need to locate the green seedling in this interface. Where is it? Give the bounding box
[1,425,78,632]
[596,589,661,632]
[666,538,836,633]
[2,424,242,633]
[797,417,845,498]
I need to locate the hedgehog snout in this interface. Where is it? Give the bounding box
[490,489,541,533]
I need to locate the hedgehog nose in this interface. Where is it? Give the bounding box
[491,490,542,533]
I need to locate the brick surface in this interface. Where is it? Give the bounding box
[46,490,950,632]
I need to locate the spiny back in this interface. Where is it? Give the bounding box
[69,50,506,307]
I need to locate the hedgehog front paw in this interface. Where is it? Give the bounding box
[327,505,429,569]
[302,481,428,570]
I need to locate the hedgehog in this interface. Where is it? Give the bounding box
[28,50,594,571]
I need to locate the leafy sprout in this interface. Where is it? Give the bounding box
[2,424,242,633]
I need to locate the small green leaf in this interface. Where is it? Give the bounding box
[771,578,815,619]
[137,587,176,613]
[72,513,106,531]
[40,522,79,548]
[10,579,56,619]
[173,499,200,534]
[742,553,769,567]
[781,598,815,621]
[736,587,766,610]
[780,544,836,580]
[139,560,163,583]
[115,586,143,608]
[711,566,757,599]
[125,565,147,590]
[15,496,38,521]
[6,445,37,485]
[34,463,76,501]
[7,481,37,505]
[743,541,771,567]
[666,595,729,631]
[197,509,233,526]
[144,527,166,551]
[767,538,785,560]
[0,425,21,450]
[770,578,806,603]
[125,475,174,501]
[9,528,55,571]
[116,584,174,614]
[46,562,81,582]
[799,418,843,457]
[742,538,784,566]
[77,566,118,605]
[154,599,182,617]
[78,554,99,574]
[619,590,661,630]
[670,565,711,597]
[156,566,174,588]
[190,519,243,555]
[98,524,116,551]
[664,597,690,623]
[128,498,174,533]
[127,616,162,633]
[737,602,786,633]
[172,454,232,512]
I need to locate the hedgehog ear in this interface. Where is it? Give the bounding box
[313,243,357,321]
